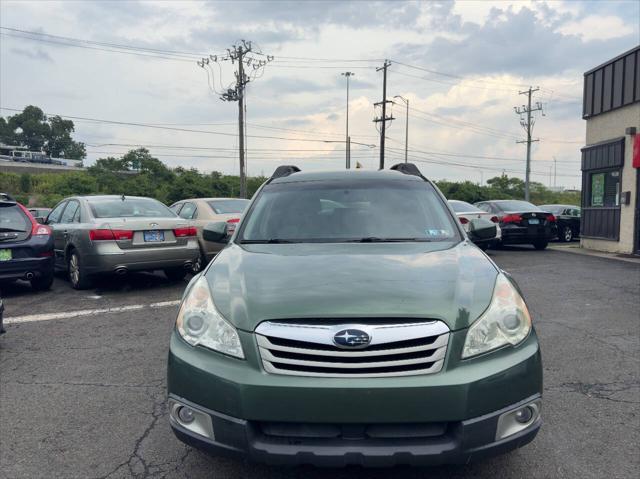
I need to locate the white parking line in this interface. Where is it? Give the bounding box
[4,300,181,325]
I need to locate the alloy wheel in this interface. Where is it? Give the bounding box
[69,254,80,286]
[563,227,573,242]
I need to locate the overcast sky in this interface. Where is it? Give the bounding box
[1,0,638,187]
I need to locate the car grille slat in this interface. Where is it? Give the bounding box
[255,320,450,378]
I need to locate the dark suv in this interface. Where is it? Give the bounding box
[0,193,55,290]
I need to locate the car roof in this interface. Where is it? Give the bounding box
[176,197,249,202]
[539,204,578,208]
[271,169,424,184]
[76,195,156,201]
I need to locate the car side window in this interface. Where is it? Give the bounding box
[179,202,197,219]
[60,200,79,224]
[476,203,490,213]
[170,203,182,215]
[73,204,82,223]
[47,202,67,225]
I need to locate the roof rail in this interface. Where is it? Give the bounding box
[267,165,301,183]
[389,162,427,180]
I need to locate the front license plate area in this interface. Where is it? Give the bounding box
[144,230,164,242]
[0,249,12,261]
[528,218,540,225]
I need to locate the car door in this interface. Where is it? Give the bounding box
[57,200,81,266]
[46,201,68,268]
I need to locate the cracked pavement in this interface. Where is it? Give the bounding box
[0,247,638,478]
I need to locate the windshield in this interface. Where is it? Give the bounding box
[239,179,460,243]
[539,205,564,214]
[496,200,540,212]
[449,200,483,213]
[89,197,176,218]
[208,199,250,214]
[0,205,29,232]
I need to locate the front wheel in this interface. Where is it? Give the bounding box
[533,240,548,250]
[164,268,187,282]
[191,249,206,274]
[561,226,573,242]
[68,250,92,290]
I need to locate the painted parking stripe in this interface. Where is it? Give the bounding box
[4,300,181,325]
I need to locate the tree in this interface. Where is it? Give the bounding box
[0,106,86,159]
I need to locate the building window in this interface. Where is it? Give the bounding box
[590,170,620,207]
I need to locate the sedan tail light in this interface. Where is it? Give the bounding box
[458,217,469,225]
[501,214,522,224]
[89,229,133,241]
[227,218,240,235]
[490,216,499,223]
[174,227,197,237]
[546,214,556,222]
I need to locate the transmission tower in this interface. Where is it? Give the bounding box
[514,87,544,201]
[198,41,273,198]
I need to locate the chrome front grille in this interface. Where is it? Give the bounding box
[255,321,450,378]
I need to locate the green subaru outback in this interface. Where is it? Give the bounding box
[167,164,542,466]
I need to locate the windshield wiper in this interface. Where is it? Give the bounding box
[346,237,433,243]
[240,238,295,244]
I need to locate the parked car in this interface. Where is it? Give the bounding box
[448,200,501,250]
[45,195,199,289]
[0,296,5,335]
[538,204,580,242]
[167,164,542,466]
[0,193,55,290]
[474,200,557,250]
[170,198,250,273]
[28,207,52,224]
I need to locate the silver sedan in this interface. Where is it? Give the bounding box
[46,195,199,289]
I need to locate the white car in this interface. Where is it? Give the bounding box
[448,200,501,250]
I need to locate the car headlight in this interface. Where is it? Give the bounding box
[462,274,532,359]
[175,276,244,359]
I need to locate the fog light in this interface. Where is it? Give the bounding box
[514,406,534,424]
[177,406,195,424]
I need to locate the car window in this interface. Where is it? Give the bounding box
[88,197,176,218]
[60,200,79,223]
[0,204,30,232]
[208,199,250,214]
[179,202,197,219]
[240,179,460,243]
[170,203,182,214]
[475,203,491,213]
[449,200,483,213]
[496,201,540,212]
[47,202,67,224]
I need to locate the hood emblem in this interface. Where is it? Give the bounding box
[333,329,371,349]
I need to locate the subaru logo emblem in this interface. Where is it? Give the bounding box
[333,329,371,349]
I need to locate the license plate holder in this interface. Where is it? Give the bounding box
[0,249,12,261]
[528,218,540,225]
[143,230,164,242]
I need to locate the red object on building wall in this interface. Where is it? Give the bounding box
[634,133,640,168]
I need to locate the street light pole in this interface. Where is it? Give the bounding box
[394,95,409,163]
[341,72,354,169]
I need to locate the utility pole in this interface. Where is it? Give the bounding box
[514,87,543,201]
[341,72,354,169]
[198,41,273,198]
[374,60,394,169]
[394,95,409,163]
[553,156,557,188]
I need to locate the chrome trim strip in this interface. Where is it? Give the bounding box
[261,358,445,378]
[260,345,446,369]
[255,321,449,347]
[256,334,449,358]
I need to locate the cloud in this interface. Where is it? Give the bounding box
[10,47,53,62]
[557,14,636,41]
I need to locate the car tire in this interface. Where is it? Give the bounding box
[68,250,92,290]
[191,249,206,274]
[165,268,187,282]
[533,240,548,250]
[31,272,54,291]
[561,226,573,242]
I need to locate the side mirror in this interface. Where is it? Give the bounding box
[203,222,229,243]
[468,218,497,242]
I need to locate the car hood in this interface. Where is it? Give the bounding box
[205,241,499,332]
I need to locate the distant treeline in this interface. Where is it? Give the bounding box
[0,148,581,208]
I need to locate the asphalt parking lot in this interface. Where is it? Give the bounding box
[1,247,638,479]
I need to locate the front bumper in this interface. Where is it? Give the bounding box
[169,394,541,466]
[167,329,542,465]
